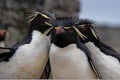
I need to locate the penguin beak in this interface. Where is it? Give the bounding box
[55,26,64,35]
[0,29,6,37]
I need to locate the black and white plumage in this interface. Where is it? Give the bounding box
[75,19,120,79]
[48,18,100,79]
[0,11,55,79]
[0,24,8,47]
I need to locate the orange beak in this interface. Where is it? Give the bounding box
[0,30,6,37]
[55,26,64,34]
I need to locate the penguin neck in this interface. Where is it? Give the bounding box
[51,35,79,48]
[13,29,45,50]
[91,39,102,49]
[0,35,5,42]
[26,23,42,44]
[30,30,48,45]
[28,22,46,34]
[23,30,44,45]
[51,30,82,48]
[84,37,102,48]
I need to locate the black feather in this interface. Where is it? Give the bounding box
[78,19,95,25]
[52,17,79,27]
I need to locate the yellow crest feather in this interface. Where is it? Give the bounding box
[90,27,98,40]
[73,26,87,41]
[39,13,50,19]
[45,22,53,27]
[27,12,39,23]
[41,27,53,39]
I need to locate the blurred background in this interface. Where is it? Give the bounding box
[0,0,119,52]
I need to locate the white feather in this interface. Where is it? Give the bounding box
[85,42,120,79]
[0,30,50,79]
[0,41,5,47]
[0,41,7,53]
[49,44,97,79]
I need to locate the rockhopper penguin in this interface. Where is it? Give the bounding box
[48,17,101,79]
[75,19,120,79]
[0,11,56,79]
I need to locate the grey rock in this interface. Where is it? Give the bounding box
[0,0,80,47]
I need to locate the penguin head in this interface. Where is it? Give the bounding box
[0,24,8,41]
[28,11,56,34]
[49,17,79,48]
[75,19,99,43]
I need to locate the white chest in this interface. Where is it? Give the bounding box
[49,44,96,79]
[0,31,50,79]
[85,42,120,79]
[0,41,5,47]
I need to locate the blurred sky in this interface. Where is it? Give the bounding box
[80,0,120,26]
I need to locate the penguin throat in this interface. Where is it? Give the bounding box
[28,23,48,34]
[30,30,46,44]
[51,37,77,48]
[0,35,5,42]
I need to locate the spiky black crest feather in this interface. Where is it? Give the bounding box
[78,19,95,25]
[41,11,56,19]
[52,17,79,27]
[27,11,56,23]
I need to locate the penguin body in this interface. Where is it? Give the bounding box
[76,19,120,79]
[0,11,55,78]
[0,30,50,78]
[85,42,120,79]
[50,43,96,79]
[48,18,98,79]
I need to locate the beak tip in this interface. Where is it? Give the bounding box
[55,27,64,34]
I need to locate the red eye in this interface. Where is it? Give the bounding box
[81,27,86,32]
[66,29,72,32]
[40,17,46,22]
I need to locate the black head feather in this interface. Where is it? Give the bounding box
[50,17,80,48]
[74,19,99,43]
[41,11,56,20]
[28,11,56,33]
[77,19,95,25]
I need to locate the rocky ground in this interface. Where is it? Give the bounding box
[0,0,80,47]
[95,27,120,53]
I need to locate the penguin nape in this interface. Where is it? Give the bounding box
[0,24,8,47]
[48,17,101,79]
[0,11,56,79]
[75,19,120,79]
